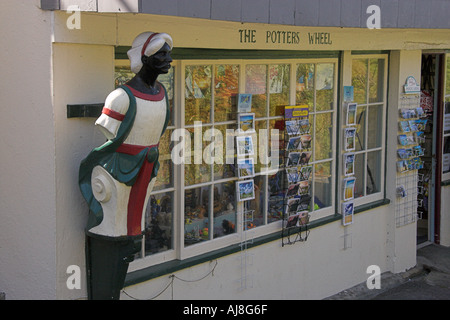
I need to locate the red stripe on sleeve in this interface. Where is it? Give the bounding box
[102,107,125,121]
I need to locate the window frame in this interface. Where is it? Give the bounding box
[123,57,339,269]
[442,54,450,182]
[343,54,389,208]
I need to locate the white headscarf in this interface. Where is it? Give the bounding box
[127,32,173,74]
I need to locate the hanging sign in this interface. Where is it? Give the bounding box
[404,76,420,94]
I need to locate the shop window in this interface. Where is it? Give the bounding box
[349,56,387,203]
[115,56,338,265]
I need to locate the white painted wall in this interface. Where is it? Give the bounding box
[0,0,56,300]
[440,185,450,246]
[52,43,115,299]
[122,206,389,300]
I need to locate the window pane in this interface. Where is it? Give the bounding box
[214,124,237,180]
[185,65,212,125]
[296,63,314,109]
[315,112,333,160]
[369,59,385,103]
[214,65,239,122]
[185,186,211,246]
[246,65,267,118]
[269,64,290,117]
[268,170,285,223]
[316,63,335,111]
[314,161,332,209]
[245,175,266,228]
[144,192,173,255]
[367,150,381,195]
[354,153,365,198]
[355,106,366,151]
[352,59,368,104]
[444,136,450,174]
[213,181,237,239]
[185,127,211,186]
[153,129,174,191]
[368,105,383,149]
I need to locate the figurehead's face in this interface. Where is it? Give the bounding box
[141,43,172,75]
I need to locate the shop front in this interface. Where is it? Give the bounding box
[2,1,450,300]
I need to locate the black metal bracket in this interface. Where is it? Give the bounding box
[67,104,103,118]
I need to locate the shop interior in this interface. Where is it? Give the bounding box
[417,53,439,245]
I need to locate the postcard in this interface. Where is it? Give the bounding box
[238,113,255,132]
[286,136,302,151]
[397,160,407,173]
[342,202,354,226]
[298,119,310,134]
[343,153,355,176]
[286,167,300,184]
[346,103,357,126]
[286,198,301,214]
[237,158,255,179]
[344,86,354,102]
[399,121,410,133]
[299,151,312,166]
[298,180,310,195]
[285,214,299,228]
[398,134,409,146]
[286,183,300,198]
[344,128,356,151]
[300,135,312,150]
[237,179,255,202]
[287,152,301,167]
[285,120,300,135]
[343,177,356,201]
[238,94,252,113]
[297,194,311,211]
[397,148,409,160]
[236,135,254,157]
[299,166,312,181]
[297,211,310,226]
[408,120,418,132]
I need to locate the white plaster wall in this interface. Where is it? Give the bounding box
[52,43,115,299]
[0,0,56,300]
[122,206,389,300]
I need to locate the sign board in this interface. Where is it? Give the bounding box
[404,76,420,94]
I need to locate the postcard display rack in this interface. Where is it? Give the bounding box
[396,89,427,227]
[235,94,257,290]
[281,106,312,246]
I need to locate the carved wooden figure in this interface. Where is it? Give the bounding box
[79,32,173,300]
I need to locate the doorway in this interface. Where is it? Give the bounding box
[417,53,442,245]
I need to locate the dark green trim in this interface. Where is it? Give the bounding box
[351,50,390,55]
[115,46,340,60]
[124,214,341,287]
[354,198,390,214]
[442,179,450,187]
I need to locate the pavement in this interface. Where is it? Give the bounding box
[325,243,450,300]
